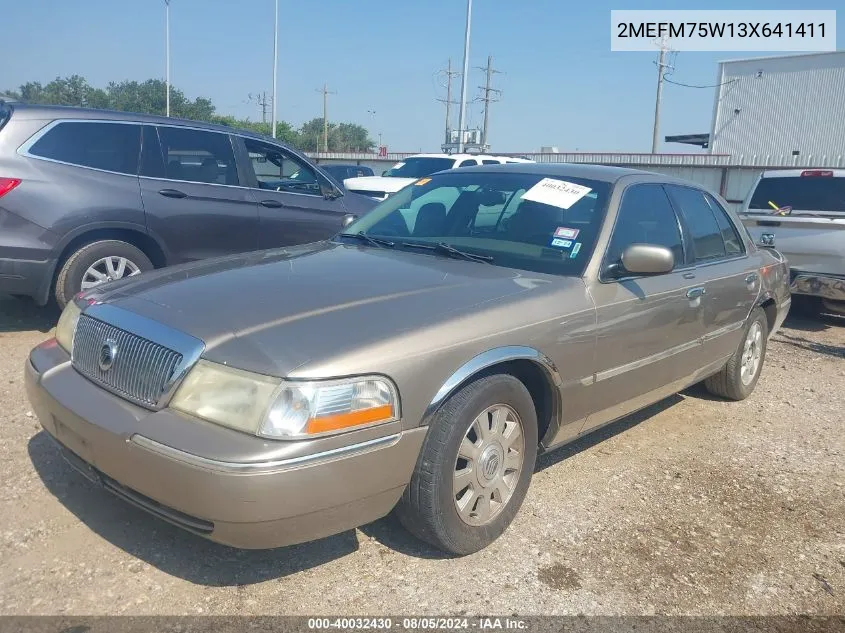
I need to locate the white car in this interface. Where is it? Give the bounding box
[344,153,534,200]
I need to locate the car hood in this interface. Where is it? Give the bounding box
[88,242,584,377]
[343,176,416,194]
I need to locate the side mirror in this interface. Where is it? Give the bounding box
[617,244,675,275]
[341,214,357,228]
[382,170,389,176]
[320,182,342,200]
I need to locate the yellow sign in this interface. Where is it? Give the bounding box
[415,178,432,186]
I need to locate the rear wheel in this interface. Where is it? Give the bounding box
[396,373,538,555]
[704,307,768,401]
[55,240,153,308]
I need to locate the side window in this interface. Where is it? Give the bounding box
[139,125,166,178]
[457,159,477,168]
[243,137,321,196]
[667,185,726,262]
[481,159,501,165]
[156,126,238,186]
[28,121,141,175]
[606,184,684,269]
[704,193,744,256]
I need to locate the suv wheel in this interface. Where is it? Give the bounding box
[704,307,768,401]
[55,240,153,308]
[396,373,538,555]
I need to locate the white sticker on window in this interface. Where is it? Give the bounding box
[521,178,592,210]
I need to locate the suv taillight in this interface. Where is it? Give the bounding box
[800,170,833,177]
[0,178,20,197]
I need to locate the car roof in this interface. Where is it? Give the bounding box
[8,103,280,145]
[440,162,662,183]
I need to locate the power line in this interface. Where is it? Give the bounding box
[315,83,336,153]
[662,74,738,89]
[475,55,502,148]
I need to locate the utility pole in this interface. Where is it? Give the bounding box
[436,58,461,147]
[165,0,171,117]
[651,36,671,154]
[248,92,271,124]
[456,0,473,153]
[476,55,502,148]
[271,0,278,137]
[316,83,336,153]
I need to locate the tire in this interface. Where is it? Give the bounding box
[396,373,538,555]
[704,307,768,401]
[55,240,153,308]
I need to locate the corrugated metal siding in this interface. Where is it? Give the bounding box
[710,51,845,163]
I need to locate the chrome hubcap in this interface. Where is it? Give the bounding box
[454,404,525,526]
[81,256,141,290]
[740,321,763,385]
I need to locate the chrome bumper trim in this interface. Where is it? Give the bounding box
[129,432,401,474]
[790,272,845,302]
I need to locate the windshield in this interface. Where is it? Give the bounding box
[748,176,845,214]
[341,171,611,277]
[383,157,454,178]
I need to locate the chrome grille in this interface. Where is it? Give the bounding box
[72,314,183,408]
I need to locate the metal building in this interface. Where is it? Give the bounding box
[709,51,845,163]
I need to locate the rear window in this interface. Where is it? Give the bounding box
[27,121,141,175]
[748,175,845,213]
[0,104,11,132]
[383,157,455,178]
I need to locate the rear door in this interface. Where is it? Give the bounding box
[583,183,701,432]
[138,125,258,264]
[666,184,756,366]
[236,136,349,248]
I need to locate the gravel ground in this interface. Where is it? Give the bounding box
[0,295,842,616]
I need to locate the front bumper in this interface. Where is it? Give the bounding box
[790,270,845,302]
[25,341,426,549]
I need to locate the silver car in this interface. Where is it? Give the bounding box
[26,164,791,555]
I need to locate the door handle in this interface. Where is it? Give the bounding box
[158,188,187,199]
[259,199,284,208]
[745,272,759,284]
[686,287,706,300]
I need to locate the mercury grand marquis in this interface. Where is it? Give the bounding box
[26,164,791,555]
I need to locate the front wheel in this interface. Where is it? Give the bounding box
[396,373,538,555]
[704,307,769,401]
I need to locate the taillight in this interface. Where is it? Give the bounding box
[0,177,20,197]
[800,170,833,177]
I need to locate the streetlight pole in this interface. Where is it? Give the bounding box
[456,0,472,153]
[165,0,171,117]
[271,0,278,137]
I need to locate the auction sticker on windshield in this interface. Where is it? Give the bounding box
[554,227,580,239]
[522,178,592,209]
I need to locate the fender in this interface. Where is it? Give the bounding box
[422,345,564,446]
[51,220,171,263]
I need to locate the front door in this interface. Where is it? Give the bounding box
[237,137,350,249]
[138,125,259,264]
[583,183,702,432]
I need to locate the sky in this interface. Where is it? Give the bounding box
[4,0,842,153]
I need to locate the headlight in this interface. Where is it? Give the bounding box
[170,360,398,439]
[55,300,82,352]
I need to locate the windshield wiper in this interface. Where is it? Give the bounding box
[401,241,493,263]
[338,232,395,248]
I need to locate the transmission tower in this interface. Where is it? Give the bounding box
[436,58,461,147]
[475,56,502,148]
[247,92,272,124]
